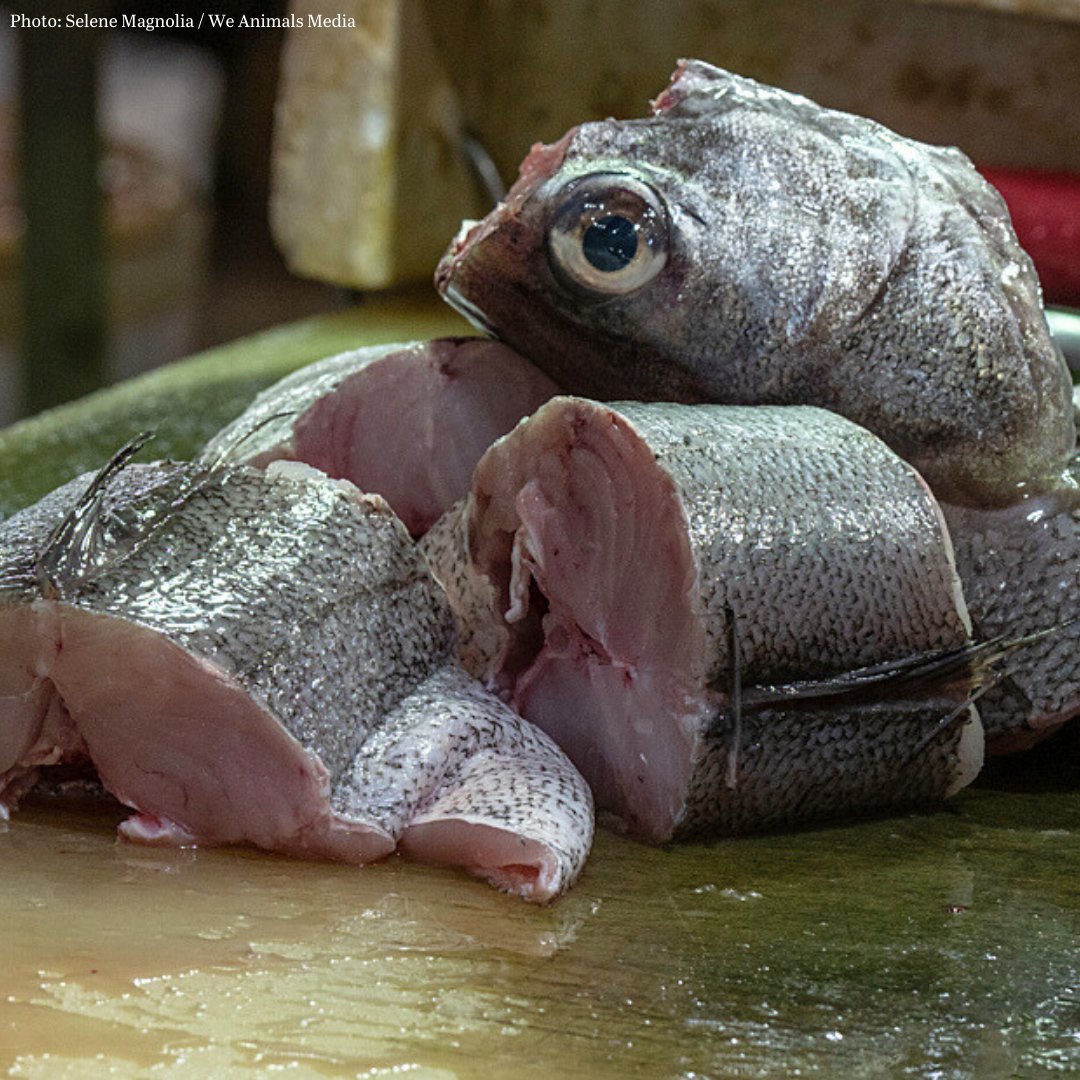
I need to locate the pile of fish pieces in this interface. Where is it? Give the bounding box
[219,349,990,840]
[4,59,1078,901]
[207,63,1080,848]
[425,399,987,841]
[0,440,592,903]
[432,59,1080,762]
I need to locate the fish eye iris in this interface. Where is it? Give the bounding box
[582,215,638,272]
[546,173,668,297]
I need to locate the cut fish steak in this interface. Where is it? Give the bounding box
[202,338,559,537]
[0,455,593,901]
[426,398,985,842]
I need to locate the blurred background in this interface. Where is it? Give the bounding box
[1,0,1078,426]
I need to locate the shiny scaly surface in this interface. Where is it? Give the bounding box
[0,299,1076,1076]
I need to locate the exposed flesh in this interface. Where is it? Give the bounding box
[202,338,559,536]
[0,459,593,900]
[436,398,984,841]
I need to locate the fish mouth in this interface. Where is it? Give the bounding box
[434,210,516,338]
[434,212,506,317]
[438,279,499,338]
[435,130,576,312]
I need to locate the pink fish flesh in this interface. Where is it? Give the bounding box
[425,399,985,841]
[202,338,559,537]
[0,456,593,901]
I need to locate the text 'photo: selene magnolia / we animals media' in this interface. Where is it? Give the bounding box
[9,11,357,31]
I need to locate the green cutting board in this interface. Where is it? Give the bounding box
[1,297,1077,1079]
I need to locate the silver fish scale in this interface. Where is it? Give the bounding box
[335,665,593,882]
[678,701,972,838]
[944,484,1080,746]
[66,466,455,780]
[574,107,1054,466]
[447,62,1072,504]
[646,63,1073,497]
[1,459,596,892]
[200,342,422,466]
[419,500,505,681]
[610,402,971,687]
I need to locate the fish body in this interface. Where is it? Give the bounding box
[942,486,1080,752]
[0,457,592,900]
[203,338,558,536]
[436,60,1074,507]
[426,398,983,841]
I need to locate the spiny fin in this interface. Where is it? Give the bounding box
[198,409,298,472]
[709,619,1078,718]
[33,432,154,599]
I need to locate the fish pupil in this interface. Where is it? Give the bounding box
[582,214,637,272]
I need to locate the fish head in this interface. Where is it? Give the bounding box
[435,60,929,407]
[435,59,930,409]
[438,59,1076,503]
[436,117,725,403]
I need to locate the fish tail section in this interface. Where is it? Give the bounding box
[337,665,593,903]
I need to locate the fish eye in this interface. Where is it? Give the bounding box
[547,173,668,296]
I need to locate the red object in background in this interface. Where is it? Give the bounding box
[980,167,1080,306]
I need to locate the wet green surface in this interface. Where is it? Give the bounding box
[2,789,1077,1078]
[0,291,470,519]
[0,298,1077,1078]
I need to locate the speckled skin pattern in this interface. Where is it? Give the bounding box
[342,665,593,889]
[613,403,971,681]
[0,461,592,898]
[617,403,980,835]
[451,399,982,839]
[420,501,505,681]
[942,481,1080,751]
[0,464,454,782]
[436,60,1074,507]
